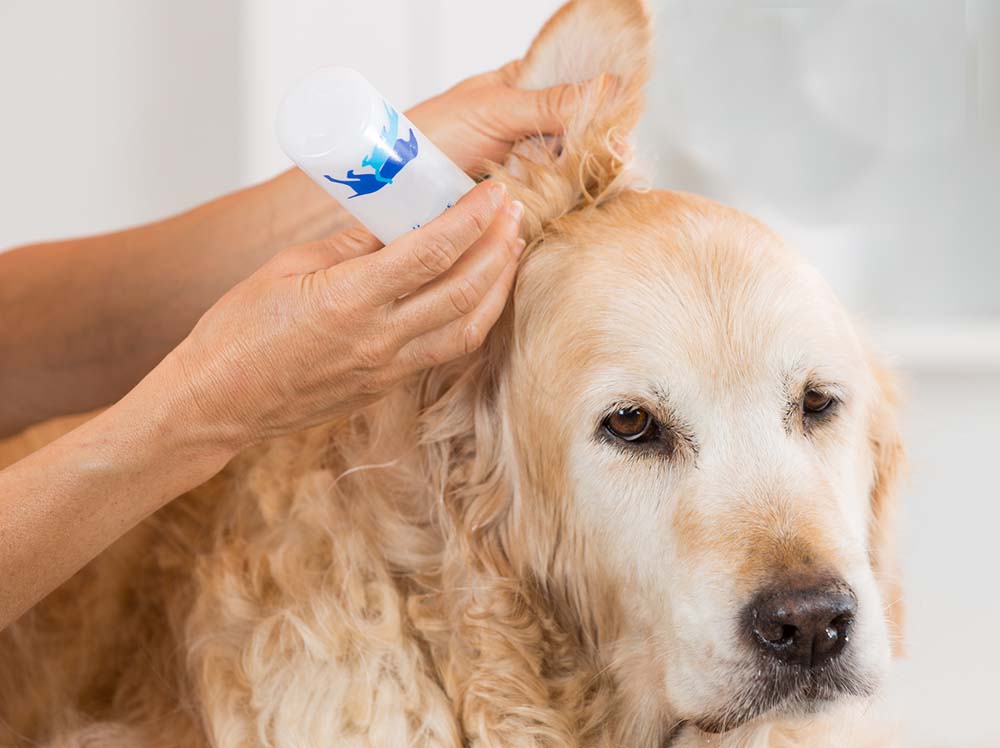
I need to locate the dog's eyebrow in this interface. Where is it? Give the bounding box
[784,368,850,400]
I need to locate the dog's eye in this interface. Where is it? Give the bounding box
[603,407,656,442]
[803,390,835,415]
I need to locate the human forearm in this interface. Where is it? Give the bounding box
[0,354,235,629]
[0,168,350,437]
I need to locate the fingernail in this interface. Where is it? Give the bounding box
[488,181,508,208]
[513,238,527,258]
[508,200,525,222]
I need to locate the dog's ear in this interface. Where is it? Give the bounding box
[867,356,906,656]
[492,0,652,240]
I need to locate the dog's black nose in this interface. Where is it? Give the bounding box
[748,585,857,667]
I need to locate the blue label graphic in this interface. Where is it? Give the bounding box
[324,102,419,198]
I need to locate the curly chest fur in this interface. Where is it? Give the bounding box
[181,423,614,748]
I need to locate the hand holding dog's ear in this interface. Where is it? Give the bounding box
[407,64,613,176]
[164,181,523,451]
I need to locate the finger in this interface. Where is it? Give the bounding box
[497,59,523,85]
[357,180,508,305]
[390,200,524,338]
[264,226,383,277]
[512,74,618,136]
[471,59,520,87]
[394,258,519,373]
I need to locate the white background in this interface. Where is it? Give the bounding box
[1,2,997,746]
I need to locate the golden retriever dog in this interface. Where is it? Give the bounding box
[0,1,904,745]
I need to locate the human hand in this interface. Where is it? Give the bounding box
[407,62,614,175]
[160,180,523,452]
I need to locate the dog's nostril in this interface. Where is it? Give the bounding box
[747,585,857,668]
[757,621,797,646]
[813,612,854,660]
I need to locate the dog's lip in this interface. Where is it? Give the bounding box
[682,674,845,735]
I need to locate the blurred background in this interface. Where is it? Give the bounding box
[1,1,997,745]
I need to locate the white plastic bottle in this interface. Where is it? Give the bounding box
[276,67,475,245]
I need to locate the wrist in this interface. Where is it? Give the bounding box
[123,346,249,481]
[53,361,240,531]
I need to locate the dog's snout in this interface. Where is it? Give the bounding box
[747,585,857,667]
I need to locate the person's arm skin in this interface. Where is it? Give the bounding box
[0,180,523,629]
[0,169,347,437]
[0,64,606,437]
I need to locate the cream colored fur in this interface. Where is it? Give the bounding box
[0,1,902,746]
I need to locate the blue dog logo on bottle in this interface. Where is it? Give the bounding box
[324,102,418,198]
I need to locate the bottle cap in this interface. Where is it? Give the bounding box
[276,67,376,164]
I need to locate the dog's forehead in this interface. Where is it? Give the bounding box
[515,190,865,396]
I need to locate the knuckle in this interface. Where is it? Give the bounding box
[341,226,374,252]
[318,234,344,257]
[379,312,406,351]
[415,237,458,276]
[352,261,393,309]
[353,337,389,370]
[417,344,444,370]
[468,205,492,236]
[316,274,354,314]
[359,367,389,396]
[447,278,481,316]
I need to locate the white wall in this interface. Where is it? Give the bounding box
[0,0,243,248]
[889,368,1000,748]
[636,0,1000,326]
[1,3,998,746]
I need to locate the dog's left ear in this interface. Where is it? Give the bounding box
[490,0,652,241]
[867,356,906,656]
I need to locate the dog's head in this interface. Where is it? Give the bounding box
[422,1,903,743]
[503,190,903,739]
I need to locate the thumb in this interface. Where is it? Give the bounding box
[262,226,383,278]
[512,73,618,137]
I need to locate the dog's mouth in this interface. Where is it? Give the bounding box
[682,659,877,736]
